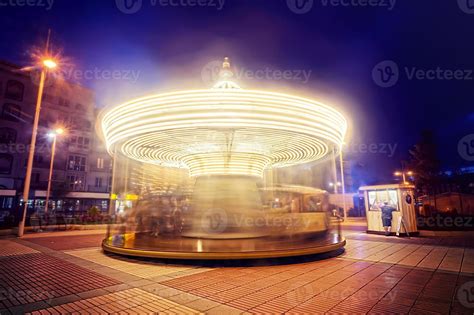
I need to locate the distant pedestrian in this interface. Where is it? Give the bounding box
[381,201,396,236]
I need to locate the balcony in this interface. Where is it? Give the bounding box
[87,185,110,193]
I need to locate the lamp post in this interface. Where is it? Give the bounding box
[18,58,58,237]
[44,128,64,214]
[394,170,413,184]
[329,182,341,193]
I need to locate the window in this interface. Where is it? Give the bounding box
[84,121,92,130]
[97,157,104,169]
[0,154,13,174]
[33,155,44,164]
[68,117,79,130]
[80,137,90,149]
[67,117,92,131]
[32,173,40,183]
[67,155,86,171]
[1,196,14,209]
[67,174,85,190]
[70,136,90,149]
[0,128,16,144]
[95,177,103,187]
[5,80,24,101]
[368,190,399,211]
[2,104,22,121]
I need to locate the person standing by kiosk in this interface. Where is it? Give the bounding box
[381,201,396,236]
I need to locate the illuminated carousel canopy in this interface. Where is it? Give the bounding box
[101,58,347,177]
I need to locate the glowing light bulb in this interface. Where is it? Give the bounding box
[42,59,57,69]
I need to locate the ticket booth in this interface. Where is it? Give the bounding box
[359,184,418,236]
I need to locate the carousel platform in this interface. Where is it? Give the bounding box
[102,232,345,260]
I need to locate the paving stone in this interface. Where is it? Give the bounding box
[25,288,201,314]
[47,294,81,306]
[1,229,473,314]
[184,298,221,311]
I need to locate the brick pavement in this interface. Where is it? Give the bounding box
[0,240,38,257]
[26,288,200,315]
[25,234,105,251]
[0,253,120,311]
[0,230,473,314]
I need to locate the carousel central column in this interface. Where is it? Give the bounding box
[182,175,267,238]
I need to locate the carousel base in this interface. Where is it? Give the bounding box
[102,232,346,260]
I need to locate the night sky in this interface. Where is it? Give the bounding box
[0,0,473,186]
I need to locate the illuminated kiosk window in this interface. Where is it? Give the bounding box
[101,58,348,260]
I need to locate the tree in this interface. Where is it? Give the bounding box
[408,130,440,195]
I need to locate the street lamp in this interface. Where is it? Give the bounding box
[42,59,57,69]
[329,182,342,193]
[394,170,413,184]
[18,57,58,237]
[44,128,64,214]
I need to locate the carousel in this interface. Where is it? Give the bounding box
[100,58,348,259]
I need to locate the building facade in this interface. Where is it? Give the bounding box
[0,60,112,225]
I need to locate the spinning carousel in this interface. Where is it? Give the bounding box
[100,58,348,259]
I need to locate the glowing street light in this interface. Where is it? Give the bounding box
[18,35,59,236]
[329,182,342,193]
[394,170,414,184]
[44,128,64,214]
[42,59,58,69]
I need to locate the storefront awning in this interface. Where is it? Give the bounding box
[0,189,16,197]
[66,192,110,199]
